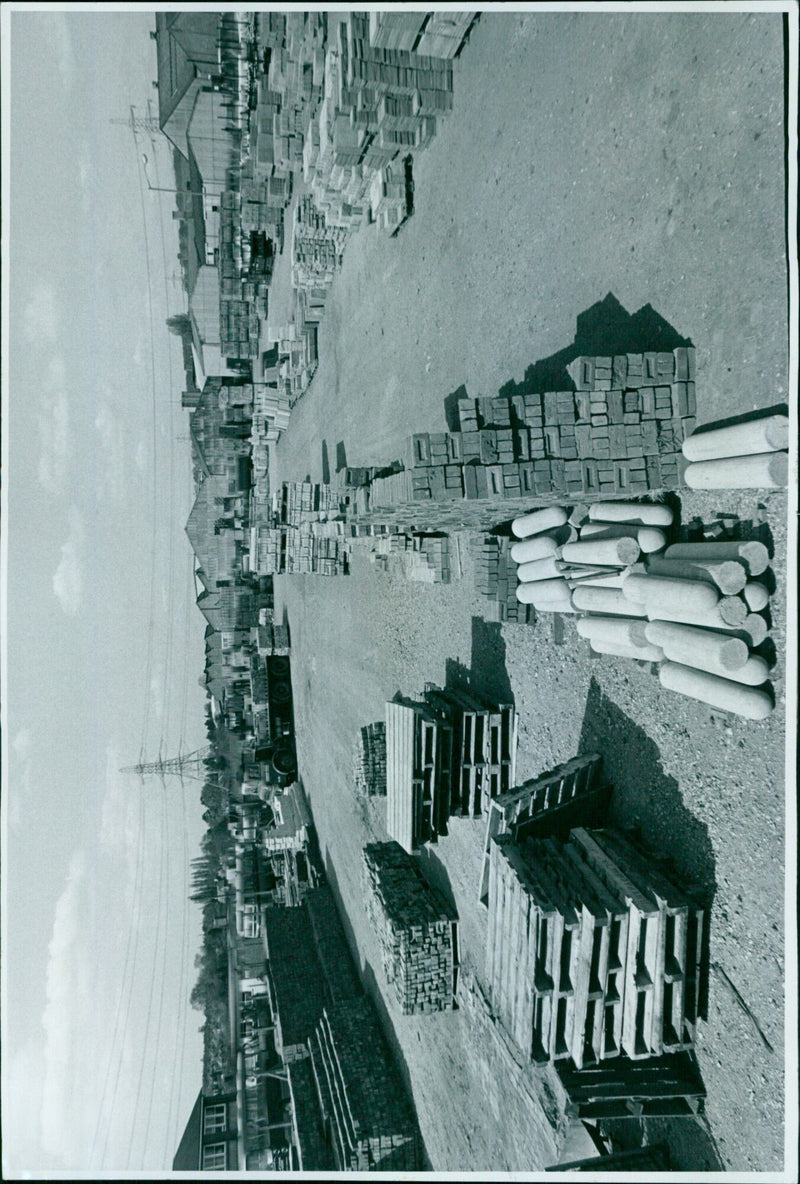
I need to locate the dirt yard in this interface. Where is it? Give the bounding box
[272,12,788,1173]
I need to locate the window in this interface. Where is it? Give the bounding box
[204,1103,226,1134]
[202,1143,226,1170]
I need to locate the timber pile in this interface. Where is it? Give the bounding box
[353,722,387,796]
[478,753,611,905]
[485,827,704,1069]
[309,999,420,1170]
[362,841,459,1014]
[385,688,517,852]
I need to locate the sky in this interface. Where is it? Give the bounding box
[2,10,210,1176]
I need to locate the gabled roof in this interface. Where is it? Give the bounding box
[172,1089,202,1170]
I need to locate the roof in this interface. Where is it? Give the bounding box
[172,1089,202,1170]
[155,13,219,157]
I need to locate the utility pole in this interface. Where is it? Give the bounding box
[110,105,161,136]
[121,747,212,783]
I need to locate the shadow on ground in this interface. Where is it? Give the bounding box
[494,292,693,405]
[322,848,433,1171]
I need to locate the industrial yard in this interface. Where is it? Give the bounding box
[271,11,788,1173]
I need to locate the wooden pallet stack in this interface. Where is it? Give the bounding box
[424,686,517,818]
[485,827,704,1069]
[555,1052,706,1121]
[353,722,387,796]
[309,999,420,1170]
[362,841,459,1014]
[478,753,611,905]
[385,696,453,851]
[385,688,517,852]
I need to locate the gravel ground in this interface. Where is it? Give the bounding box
[271,12,789,1173]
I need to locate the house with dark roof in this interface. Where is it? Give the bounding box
[172,1087,240,1172]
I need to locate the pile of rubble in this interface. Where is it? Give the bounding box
[362,841,459,1014]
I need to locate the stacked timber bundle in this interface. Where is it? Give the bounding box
[353,722,387,796]
[681,412,789,489]
[478,753,611,905]
[485,827,705,1069]
[362,841,459,1014]
[309,999,420,1170]
[385,688,517,852]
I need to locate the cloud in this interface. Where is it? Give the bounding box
[94,403,125,505]
[2,1038,46,1175]
[134,441,148,473]
[46,13,76,92]
[9,730,34,832]
[23,283,59,343]
[100,747,141,907]
[12,728,32,759]
[37,357,72,494]
[52,508,85,616]
[40,850,88,1156]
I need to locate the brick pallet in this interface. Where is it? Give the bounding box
[309,999,420,1170]
[478,754,611,905]
[353,722,387,796]
[362,841,459,1015]
[485,827,704,1069]
[369,531,452,583]
[472,533,535,623]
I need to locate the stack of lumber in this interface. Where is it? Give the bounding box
[253,523,348,576]
[309,999,420,1170]
[478,753,611,905]
[682,412,789,489]
[362,841,459,1014]
[353,722,387,796]
[277,479,343,525]
[485,827,705,1069]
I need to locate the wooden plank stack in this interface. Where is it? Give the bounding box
[424,686,517,818]
[353,722,387,796]
[362,841,459,1014]
[309,999,420,1170]
[485,827,704,1069]
[478,754,611,905]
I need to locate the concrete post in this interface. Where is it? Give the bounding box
[684,451,788,489]
[561,537,641,566]
[622,573,720,613]
[644,620,749,673]
[511,506,568,539]
[644,555,747,595]
[576,617,650,648]
[645,604,768,647]
[681,414,789,461]
[658,661,773,719]
[588,501,674,526]
[589,637,664,662]
[517,555,561,583]
[717,596,748,626]
[516,578,575,611]
[510,534,559,563]
[743,581,769,612]
[664,540,769,577]
[580,523,668,553]
[571,585,648,617]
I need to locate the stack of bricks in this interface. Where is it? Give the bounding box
[368,156,412,234]
[353,722,387,796]
[485,826,704,1070]
[471,534,534,624]
[253,523,348,576]
[291,194,349,291]
[309,999,420,1170]
[304,15,454,233]
[415,12,477,58]
[362,841,458,1014]
[277,480,344,526]
[369,532,452,583]
[565,348,696,494]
